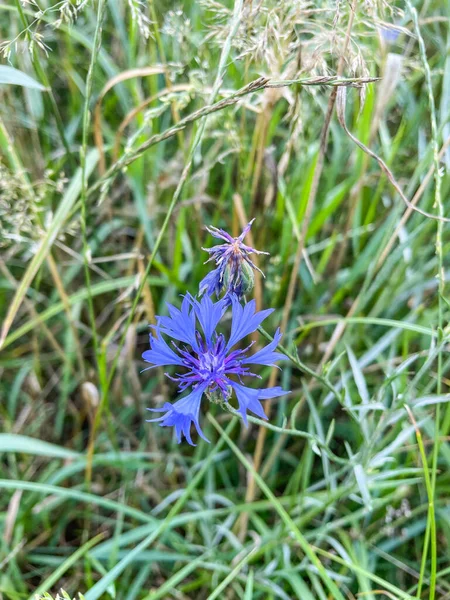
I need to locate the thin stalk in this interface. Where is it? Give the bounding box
[46,253,86,378]
[311,545,416,600]
[205,548,257,600]
[31,533,105,598]
[257,325,342,401]
[220,400,349,465]
[405,405,437,600]
[408,5,444,599]
[81,0,108,485]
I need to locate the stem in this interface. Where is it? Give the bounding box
[80,0,108,486]
[408,5,444,599]
[257,326,342,403]
[222,405,350,466]
[405,405,437,600]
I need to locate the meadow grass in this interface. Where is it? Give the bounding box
[1,0,450,598]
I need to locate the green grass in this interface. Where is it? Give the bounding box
[1,0,450,598]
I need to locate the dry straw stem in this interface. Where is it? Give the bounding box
[46,253,85,378]
[335,86,449,224]
[0,258,69,369]
[238,1,359,540]
[93,66,166,174]
[3,490,22,545]
[376,135,450,269]
[113,83,194,161]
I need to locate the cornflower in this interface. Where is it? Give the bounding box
[200,219,268,302]
[142,294,287,445]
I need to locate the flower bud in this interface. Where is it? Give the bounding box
[224,259,255,298]
[199,219,268,302]
[205,388,224,404]
[81,381,99,408]
[205,385,232,408]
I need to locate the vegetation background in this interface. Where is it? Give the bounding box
[1,0,450,598]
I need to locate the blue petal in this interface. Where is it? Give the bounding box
[230,382,268,426]
[199,267,223,297]
[258,386,288,399]
[226,297,274,351]
[190,295,227,346]
[205,225,235,243]
[156,297,198,350]
[146,382,210,446]
[237,218,255,242]
[142,332,184,367]
[242,328,284,367]
[229,383,288,426]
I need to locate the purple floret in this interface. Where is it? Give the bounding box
[199,219,268,302]
[142,294,287,445]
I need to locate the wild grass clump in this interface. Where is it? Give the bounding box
[0,0,449,598]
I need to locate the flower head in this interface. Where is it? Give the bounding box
[200,219,268,303]
[142,294,287,445]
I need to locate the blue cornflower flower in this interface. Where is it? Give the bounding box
[199,219,268,302]
[142,294,287,445]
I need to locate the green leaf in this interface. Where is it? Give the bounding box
[83,419,237,600]
[0,479,156,525]
[0,65,47,90]
[0,434,79,459]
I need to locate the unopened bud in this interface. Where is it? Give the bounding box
[81,381,99,408]
[26,371,41,397]
[223,260,255,297]
[205,385,232,408]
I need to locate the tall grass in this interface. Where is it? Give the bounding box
[1,1,449,598]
